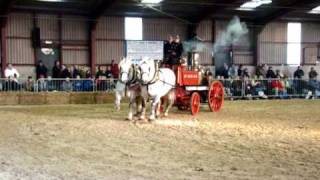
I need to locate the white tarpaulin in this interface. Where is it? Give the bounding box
[126,41,164,63]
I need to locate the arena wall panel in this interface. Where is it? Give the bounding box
[96,17,124,40]
[143,18,187,41]
[259,42,287,64]
[197,20,212,42]
[6,13,33,38]
[199,42,213,65]
[62,15,88,41]
[302,23,320,43]
[259,22,287,42]
[96,40,124,64]
[6,38,34,65]
[233,53,254,65]
[62,46,89,65]
[36,14,59,40]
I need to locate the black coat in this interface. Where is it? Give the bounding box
[52,66,61,78]
[36,65,48,79]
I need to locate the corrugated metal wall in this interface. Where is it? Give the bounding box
[259,22,288,64]
[143,18,187,41]
[36,14,59,40]
[96,17,125,65]
[197,20,212,41]
[6,13,34,64]
[302,23,320,65]
[61,15,89,65]
[61,45,89,65]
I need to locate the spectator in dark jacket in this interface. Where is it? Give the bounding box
[52,60,61,78]
[60,65,71,79]
[266,66,276,79]
[222,63,229,79]
[72,65,81,78]
[36,60,48,79]
[96,66,105,79]
[294,66,304,79]
[309,67,318,80]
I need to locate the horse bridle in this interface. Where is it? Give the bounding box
[119,65,138,85]
[138,61,159,85]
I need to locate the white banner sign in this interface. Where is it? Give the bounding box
[126,41,164,63]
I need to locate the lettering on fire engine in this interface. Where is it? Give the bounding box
[183,74,198,79]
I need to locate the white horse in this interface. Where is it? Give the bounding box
[138,58,176,121]
[115,57,145,120]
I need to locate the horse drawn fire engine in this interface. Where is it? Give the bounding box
[159,51,225,116]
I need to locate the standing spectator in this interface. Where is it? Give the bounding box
[36,60,48,79]
[242,68,250,78]
[228,64,237,78]
[222,63,229,79]
[266,66,276,79]
[96,66,105,79]
[62,77,72,92]
[237,64,244,77]
[309,67,318,80]
[61,65,71,79]
[169,35,183,66]
[52,60,61,78]
[275,69,283,78]
[4,64,20,78]
[110,60,119,79]
[256,64,267,78]
[294,66,304,79]
[72,65,81,78]
[105,66,113,79]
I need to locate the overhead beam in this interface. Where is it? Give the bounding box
[253,0,319,27]
[0,0,16,27]
[190,0,239,24]
[90,0,117,20]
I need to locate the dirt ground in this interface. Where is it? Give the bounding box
[0,100,319,180]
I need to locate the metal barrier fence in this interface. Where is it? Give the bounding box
[0,77,319,99]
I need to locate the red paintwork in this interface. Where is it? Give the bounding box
[176,66,201,86]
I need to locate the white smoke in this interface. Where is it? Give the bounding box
[214,16,249,54]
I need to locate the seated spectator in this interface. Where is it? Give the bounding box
[231,76,243,98]
[294,66,304,79]
[25,76,34,91]
[62,78,73,92]
[4,64,20,79]
[36,60,48,79]
[251,76,268,99]
[105,65,113,79]
[4,76,20,91]
[266,66,276,79]
[309,67,318,80]
[111,59,119,79]
[52,60,61,79]
[46,76,57,91]
[228,64,237,79]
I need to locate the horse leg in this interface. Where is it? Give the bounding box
[127,93,136,121]
[149,96,161,121]
[156,99,161,118]
[115,92,121,111]
[139,96,147,121]
[164,91,175,117]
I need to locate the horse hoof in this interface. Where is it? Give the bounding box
[164,113,169,117]
[139,116,145,121]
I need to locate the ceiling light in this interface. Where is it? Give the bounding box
[141,0,163,4]
[37,0,64,2]
[309,6,320,14]
[237,0,272,11]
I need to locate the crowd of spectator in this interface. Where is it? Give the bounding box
[0,56,320,100]
[218,63,320,100]
[0,59,119,92]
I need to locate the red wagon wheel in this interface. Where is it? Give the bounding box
[208,81,224,112]
[190,92,201,116]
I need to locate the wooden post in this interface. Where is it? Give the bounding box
[89,21,97,77]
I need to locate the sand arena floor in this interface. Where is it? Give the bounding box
[0,100,319,180]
